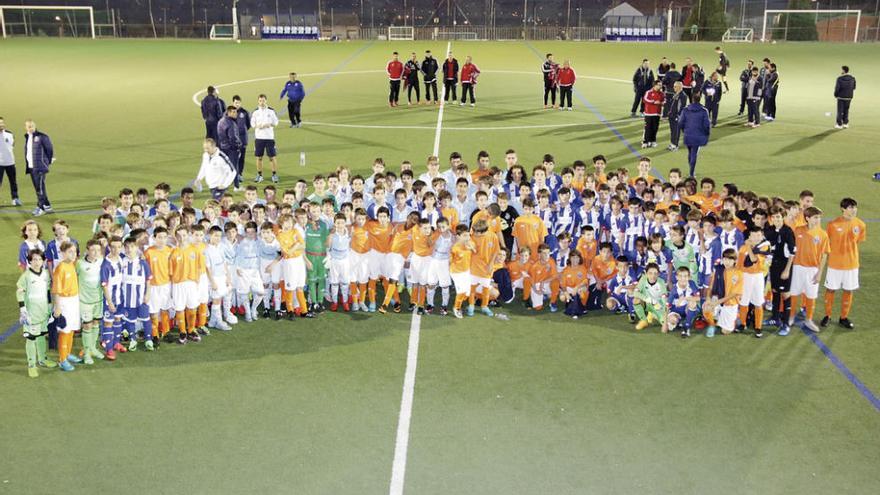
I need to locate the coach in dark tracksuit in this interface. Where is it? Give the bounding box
[23,121,54,216]
[631,59,655,117]
[834,65,856,129]
[232,96,251,188]
[217,107,241,187]
[279,73,306,127]
[678,95,711,178]
[667,82,688,151]
[404,54,421,104]
[763,64,779,121]
[442,55,459,102]
[661,63,681,118]
[701,73,723,127]
[201,86,224,141]
[422,50,439,104]
[738,60,754,115]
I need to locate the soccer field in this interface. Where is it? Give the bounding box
[0,38,879,494]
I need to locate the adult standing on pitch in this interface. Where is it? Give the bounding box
[0,117,21,205]
[656,57,671,83]
[557,60,576,111]
[666,81,688,152]
[738,60,755,116]
[714,46,731,93]
[641,80,664,148]
[279,72,305,128]
[459,56,481,107]
[422,50,439,105]
[745,68,763,128]
[404,52,421,105]
[661,62,681,118]
[834,65,856,129]
[23,120,54,216]
[250,94,280,183]
[678,94,711,178]
[387,52,404,107]
[201,86,224,141]
[701,72,723,127]
[217,106,242,189]
[763,63,779,122]
[232,95,251,189]
[442,53,459,103]
[195,139,237,200]
[542,53,559,109]
[681,58,696,100]
[631,59,655,118]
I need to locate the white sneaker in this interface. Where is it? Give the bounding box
[834,124,843,129]
[12,198,21,206]
[459,102,465,106]
[211,319,232,331]
[470,103,475,107]
[453,309,463,319]
[843,124,849,129]
[224,313,238,325]
[641,143,649,149]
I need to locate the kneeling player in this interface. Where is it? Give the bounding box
[559,251,589,319]
[665,266,701,338]
[702,249,743,336]
[633,262,666,331]
[606,256,636,321]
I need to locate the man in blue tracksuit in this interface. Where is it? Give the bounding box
[23,120,54,216]
[232,95,251,187]
[666,81,688,151]
[677,95,711,178]
[201,86,224,141]
[217,106,241,188]
[701,72,723,127]
[280,72,306,128]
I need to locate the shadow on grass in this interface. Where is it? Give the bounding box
[771,129,836,156]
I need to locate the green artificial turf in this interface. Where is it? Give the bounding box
[0,38,878,494]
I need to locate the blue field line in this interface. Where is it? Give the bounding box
[521,41,664,180]
[0,321,21,344]
[278,41,374,117]
[802,327,880,412]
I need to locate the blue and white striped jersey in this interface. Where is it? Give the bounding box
[120,257,151,309]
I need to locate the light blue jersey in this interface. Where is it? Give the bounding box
[235,238,261,270]
[431,232,454,260]
[328,232,351,260]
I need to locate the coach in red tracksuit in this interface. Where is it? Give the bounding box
[459,56,481,106]
[641,80,665,148]
[387,51,404,107]
[682,58,696,99]
[442,54,459,102]
[557,60,576,111]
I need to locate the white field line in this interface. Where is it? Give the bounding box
[389,40,450,495]
[431,41,453,156]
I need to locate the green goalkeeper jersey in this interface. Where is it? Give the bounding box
[305,222,329,256]
[77,257,104,305]
[666,240,698,275]
[636,276,667,306]
[16,269,52,325]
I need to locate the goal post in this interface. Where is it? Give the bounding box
[722,28,754,43]
[209,24,236,40]
[0,5,95,39]
[761,9,861,43]
[388,25,414,41]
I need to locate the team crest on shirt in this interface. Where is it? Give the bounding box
[34,137,41,143]
[813,236,820,244]
[853,227,860,234]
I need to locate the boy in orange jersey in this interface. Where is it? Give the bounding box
[590,242,617,308]
[737,226,772,338]
[560,251,589,319]
[348,208,371,312]
[628,157,657,187]
[438,190,459,230]
[366,207,394,312]
[52,242,81,371]
[170,227,202,344]
[277,213,312,319]
[190,224,211,335]
[575,225,598,272]
[512,198,547,260]
[528,244,559,312]
[409,218,435,315]
[507,246,533,306]
[682,177,723,216]
[821,198,866,330]
[703,249,744,336]
[471,203,506,251]
[145,227,173,345]
[468,219,501,316]
[450,224,476,319]
[378,211,419,314]
[788,207,829,332]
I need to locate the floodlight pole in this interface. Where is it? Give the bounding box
[232,0,239,40]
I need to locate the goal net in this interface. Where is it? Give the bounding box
[762,9,861,42]
[722,27,753,43]
[210,24,236,40]
[0,5,95,38]
[436,30,479,41]
[388,25,414,41]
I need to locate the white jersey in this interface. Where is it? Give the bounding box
[250,107,279,140]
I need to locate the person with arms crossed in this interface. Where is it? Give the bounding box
[821,197,866,330]
[23,119,54,216]
[0,117,21,205]
[631,58,655,118]
[387,52,404,107]
[250,94,280,183]
[442,52,459,103]
[557,60,576,111]
[200,86,224,141]
[404,52,421,106]
[421,50,439,105]
[701,72,723,127]
[666,81,688,152]
[833,65,856,129]
[279,72,305,128]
